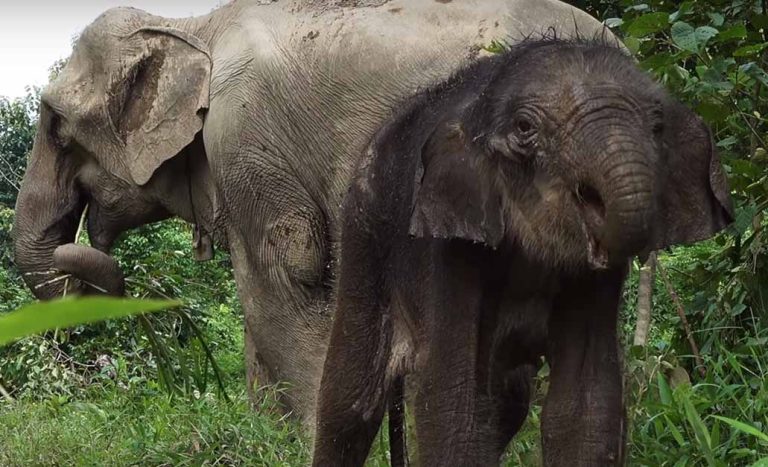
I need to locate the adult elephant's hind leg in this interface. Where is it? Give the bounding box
[542,270,626,466]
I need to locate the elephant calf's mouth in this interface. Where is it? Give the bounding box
[573,183,608,270]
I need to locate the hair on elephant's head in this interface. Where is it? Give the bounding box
[12,7,211,298]
[408,39,733,270]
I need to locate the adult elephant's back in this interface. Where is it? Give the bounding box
[199,0,614,426]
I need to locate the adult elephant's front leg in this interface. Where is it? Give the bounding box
[542,269,626,466]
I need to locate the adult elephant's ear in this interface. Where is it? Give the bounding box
[649,99,734,250]
[408,121,506,247]
[109,27,211,186]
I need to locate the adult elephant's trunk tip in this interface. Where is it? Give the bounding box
[53,243,126,296]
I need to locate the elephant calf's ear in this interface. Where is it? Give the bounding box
[408,122,506,247]
[110,27,211,186]
[650,100,734,250]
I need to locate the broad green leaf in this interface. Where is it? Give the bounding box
[753,458,768,467]
[712,416,768,443]
[671,22,717,53]
[671,21,698,52]
[695,26,719,49]
[0,297,179,346]
[626,12,669,37]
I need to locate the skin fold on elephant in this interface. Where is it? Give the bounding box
[313,40,734,466]
[12,0,613,427]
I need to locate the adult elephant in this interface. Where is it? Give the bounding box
[13,0,610,425]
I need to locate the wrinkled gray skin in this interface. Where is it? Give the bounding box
[315,41,733,466]
[12,0,610,425]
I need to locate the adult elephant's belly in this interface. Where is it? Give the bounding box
[202,0,614,427]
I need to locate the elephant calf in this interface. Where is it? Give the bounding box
[313,39,733,466]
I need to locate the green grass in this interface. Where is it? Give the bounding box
[0,387,307,466]
[0,385,404,466]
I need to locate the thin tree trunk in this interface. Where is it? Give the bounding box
[657,262,706,378]
[633,252,657,346]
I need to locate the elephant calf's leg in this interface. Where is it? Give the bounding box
[542,271,626,466]
[312,232,391,466]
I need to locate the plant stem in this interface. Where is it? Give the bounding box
[61,204,89,300]
[0,379,14,402]
[657,262,707,378]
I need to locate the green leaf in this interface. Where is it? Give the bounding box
[734,43,768,57]
[671,21,698,52]
[626,3,649,12]
[640,52,678,72]
[711,416,768,443]
[626,12,670,37]
[716,24,747,42]
[670,22,717,53]
[739,63,768,87]
[657,371,673,406]
[664,415,687,447]
[708,12,724,27]
[682,397,716,467]
[752,458,768,467]
[695,26,719,48]
[729,303,747,316]
[669,1,694,22]
[624,37,641,55]
[0,297,179,346]
[696,101,729,124]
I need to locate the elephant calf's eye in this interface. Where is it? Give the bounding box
[516,118,533,135]
[513,115,538,148]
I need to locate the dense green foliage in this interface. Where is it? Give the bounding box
[1,1,768,465]
[0,90,37,208]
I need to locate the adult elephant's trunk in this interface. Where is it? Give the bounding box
[577,124,655,265]
[12,107,125,299]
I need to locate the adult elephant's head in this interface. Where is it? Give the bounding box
[13,8,211,298]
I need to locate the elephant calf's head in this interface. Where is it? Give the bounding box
[408,39,733,270]
[12,7,211,298]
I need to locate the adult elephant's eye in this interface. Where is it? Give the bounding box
[46,107,70,150]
